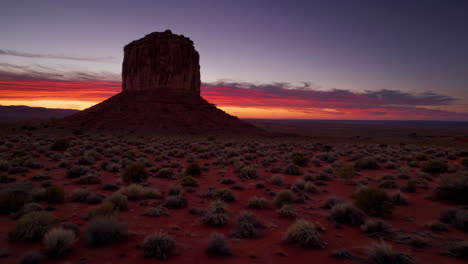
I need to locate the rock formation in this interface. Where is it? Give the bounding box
[65,30,262,134]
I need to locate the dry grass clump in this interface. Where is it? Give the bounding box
[390,192,409,205]
[421,159,448,174]
[338,165,357,179]
[20,251,44,264]
[181,176,199,187]
[202,200,229,226]
[432,173,468,204]
[238,165,260,179]
[0,181,34,214]
[322,197,345,209]
[283,219,327,249]
[274,189,296,208]
[354,187,394,217]
[269,174,284,185]
[85,217,127,247]
[447,241,468,259]
[247,196,268,209]
[144,206,169,217]
[206,232,232,256]
[291,152,309,167]
[155,168,175,178]
[439,207,468,232]
[284,163,303,175]
[214,188,236,202]
[50,138,70,151]
[277,204,297,218]
[361,219,392,236]
[122,163,148,183]
[43,185,65,204]
[365,242,415,264]
[9,211,55,242]
[142,232,176,260]
[43,227,76,257]
[354,157,380,170]
[329,203,366,226]
[231,211,263,238]
[184,162,202,176]
[119,184,159,200]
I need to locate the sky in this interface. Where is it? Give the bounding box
[1,0,467,120]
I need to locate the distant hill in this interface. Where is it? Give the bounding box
[0,105,79,120]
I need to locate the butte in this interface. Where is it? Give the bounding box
[65,30,262,134]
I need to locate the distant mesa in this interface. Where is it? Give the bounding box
[65,30,262,134]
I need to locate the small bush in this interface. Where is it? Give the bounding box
[231,212,263,238]
[119,184,159,200]
[283,220,326,249]
[365,242,416,264]
[164,195,187,208]
[70,188,92,202]
[67,166,88,178]
[122,163,148,183]
[277,204,297,218]
[269,174,284,185]
[361,219,392,236]
[50,138,70,151]
[77,174,101,185]
[305,182,319,193]
[440,207,468,232]
[43,185,65,203]
[432,173,468,204]
[144,207,169,217]
[427,220,448,231]
[274,189,295,208]
[421,159,448,174]
[206,232,232,256]
[247,196,268,209]
[391,192,409,205]
[85,217,127,247]
[284,163,303,175]
[322,197,345,209]
[291,152,309,167]
[238,165,260,179]
[184,162,202,176]
[0,181,34,214]
[354,187,394,217]
[181,176,199,187]
[329,203,366,225]
[106,192,128,211]
[87,202,118,219]
[215,189,236,202]
[43,227,76,257]
[142,232,176,260]
[338,165,357,179]
[9,211,55,242]
[462,158,468,168]
[202,200,229,226]
[354,157,380,170]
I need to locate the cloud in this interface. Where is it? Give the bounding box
[0,63,466,120]
[0,49,115,62]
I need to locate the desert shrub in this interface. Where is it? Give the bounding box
[101,183,119,190]
[421,159,448,174]
[338,165,357,179]
[316,152,338,162]
[9,211,55,242]
[291,152,309,167]
[0,181,34,214]
[155,168,175,178]
[119,184,158,200]
[331,249,352,259]
[283,219,326,249]
[122,163,148,183]
[43,185,65,203]
[427,220,448,231]
[220,177,236,185]
[106,192,128,211]
[206,232,232,256]
[43,227,76,257]
[67,166,88,178]
[142,232,176,259]
[462,158,468,168]
[354,187,394,217]
[231,211,263,238]
[329,203,366,225]
[20,251,44,264]
[391,192,409,205]
[31,172,50,181]
[85,217,127,247]
[215,189,236,202]
[77,174,101,185]
[354,157,380,170]
[322,197,345,209]
[164,195,187,208]
[50,138,70,151]
[11,203,44,219]
[70,188,91,202]
[274,189,296,208]
[361,219,392,236]
[408,236,427,248]
[284,163,303,175]
[365,242,415,264]
[385,161,398,169]
[316,172,333,181]
[401,180,417,193]
[184,162,202,176]
[277,204,297,218]
[305,182,319,193]
[202,200,229,226]
[439,208,468,232]
[269,174,284,185]
[144,207,169,217]
[180,176,199,187]
[238,165,260,179]
[447,241,468,259]
[432,173,468,204]
[247,196,268,209]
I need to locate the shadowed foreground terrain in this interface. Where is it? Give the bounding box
[0,121,467,264]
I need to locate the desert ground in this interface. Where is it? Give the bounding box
[0,120,467,263]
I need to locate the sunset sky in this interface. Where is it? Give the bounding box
[1,0,467,120]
